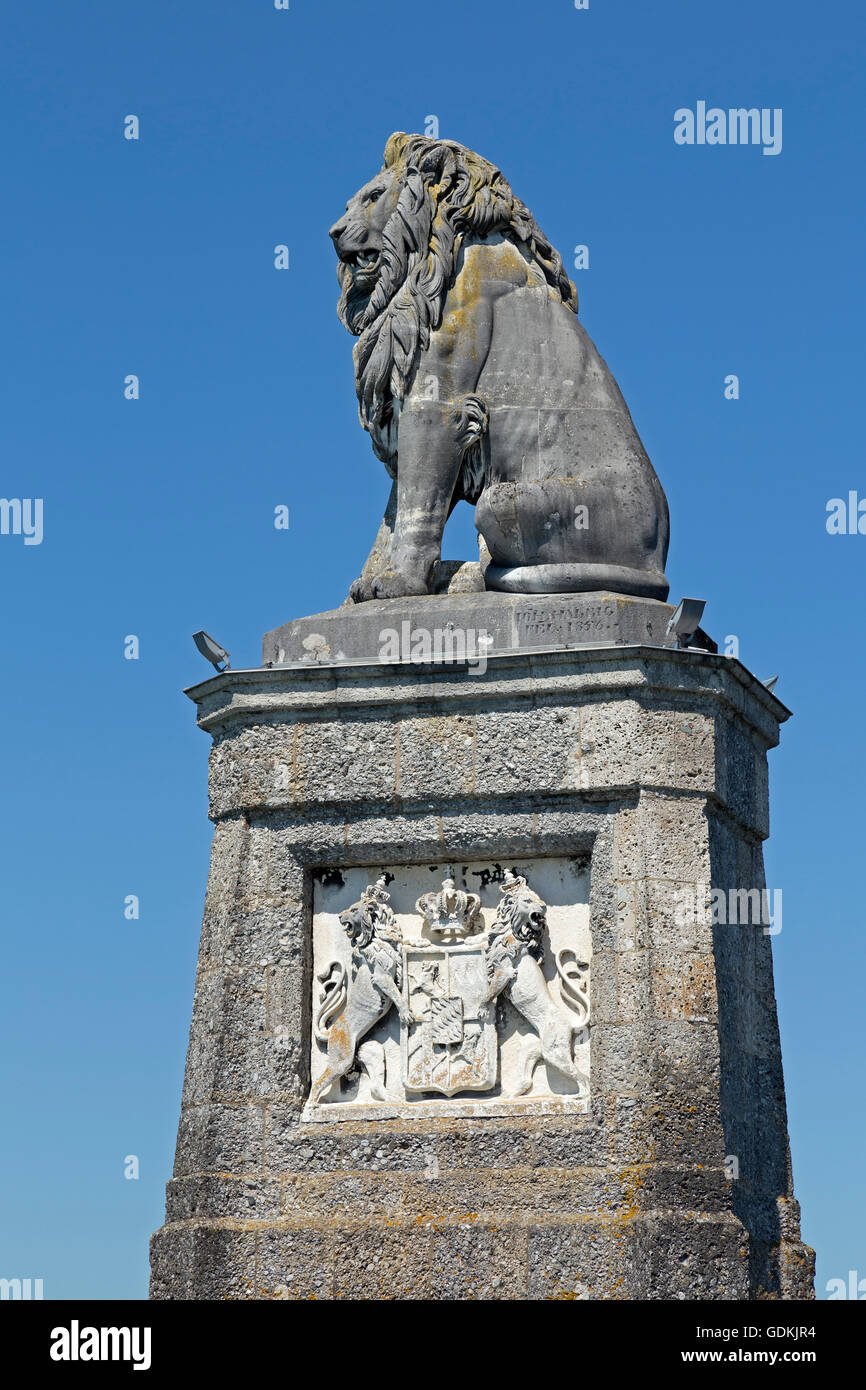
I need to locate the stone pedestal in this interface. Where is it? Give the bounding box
[150,604,813,1300]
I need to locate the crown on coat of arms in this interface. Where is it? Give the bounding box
[415,872,482,941]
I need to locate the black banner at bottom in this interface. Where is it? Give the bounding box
[3,1296,858,1375]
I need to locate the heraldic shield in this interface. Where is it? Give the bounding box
[401,942,497,1096]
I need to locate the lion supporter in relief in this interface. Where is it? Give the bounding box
[483,872,590,1097]
[310,879,410,1105]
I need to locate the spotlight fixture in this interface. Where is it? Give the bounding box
[665,598,707,650]
[193,630,231,672]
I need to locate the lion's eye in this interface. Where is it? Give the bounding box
[367,189,382,204]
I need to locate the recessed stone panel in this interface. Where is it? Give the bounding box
[306,857,591,1119]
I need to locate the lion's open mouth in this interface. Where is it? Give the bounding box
[343,249,381,276]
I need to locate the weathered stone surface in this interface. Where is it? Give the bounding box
[263,590,676,666]
[151,641,812,1300]
[329,133,669,604]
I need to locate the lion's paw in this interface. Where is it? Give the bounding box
[371,569,429,600]
[349,576,375,603]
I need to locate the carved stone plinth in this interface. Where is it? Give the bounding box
[263,590,679,667]
[150,619,813,1300]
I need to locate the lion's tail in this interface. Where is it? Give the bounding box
[452,393,489,503]
[314,961,348,1042]
[555,948,590,1032]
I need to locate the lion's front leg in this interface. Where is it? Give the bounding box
[371,399,465,600]
[349,480,397,602]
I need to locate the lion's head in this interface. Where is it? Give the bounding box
[329,132,578,467]
[338,901,376,950]
[338,878,399,950]
[492,872,548,961]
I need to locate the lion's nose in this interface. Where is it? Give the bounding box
[329,218,348,249]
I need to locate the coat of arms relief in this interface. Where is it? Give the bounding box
[308,862,591,1114]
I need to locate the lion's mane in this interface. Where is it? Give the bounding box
[337,132,578,470]
[492,876,547,962]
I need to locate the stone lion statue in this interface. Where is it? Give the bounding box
[330,132,669,603]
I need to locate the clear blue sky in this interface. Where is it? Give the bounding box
[1,0,863,1300]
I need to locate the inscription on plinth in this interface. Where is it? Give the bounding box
[513,597,625,648]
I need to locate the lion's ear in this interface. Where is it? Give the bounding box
[383,132,410,166]
[417,144,457,187]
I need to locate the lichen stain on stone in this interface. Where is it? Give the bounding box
[612,1146,656,1234]
[410,1206,481,1232]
